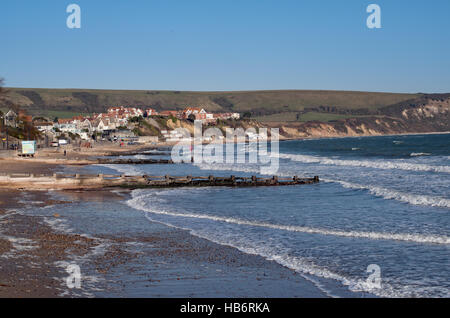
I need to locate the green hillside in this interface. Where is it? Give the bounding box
[2,88,419,119]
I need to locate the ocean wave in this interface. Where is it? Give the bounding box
[141,210,353,297]
[194,162,450,209]
[326,179,450,209]
[127,192,450,245]
[277,153,450,173]
[143,212,448,298]
[129,193,449,297]
[251,249,448,298]
[410,152,431,157]
[96,164,143,176]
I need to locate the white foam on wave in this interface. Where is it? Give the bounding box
[127,191,450,245]
[128,191,448,297]
[410,152,431,157]
[326,178,450,209]
[195,162,450,209]
[277,153,450,173]
[96,164,143,176]
[141,209,342,297]
[143,211,441,298]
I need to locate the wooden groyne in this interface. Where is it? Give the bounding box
[141,175,319,188]
[0,173,319,190]
[96,158,174,165]
[108,149,171,157]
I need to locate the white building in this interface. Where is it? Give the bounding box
[56,122,78,134]
[35,122,54,133]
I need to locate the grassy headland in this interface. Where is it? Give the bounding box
[3,88,419,118]
[2,88,449,139]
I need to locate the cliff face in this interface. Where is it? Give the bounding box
[272,95,450,139]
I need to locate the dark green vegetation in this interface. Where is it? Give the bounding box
[130,116,162,137]
[0,80,38,143]
[2,87,419,120]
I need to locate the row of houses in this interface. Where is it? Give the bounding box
[33,107,145,140]
[3,110,33,127]
[146,107,240,123]
[5,106,242,142]
[47,107,240,139]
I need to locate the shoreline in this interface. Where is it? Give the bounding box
[1,130,448,164]
[0,160,334,297]
[278,130,450,142]
[1,131,446,297]
[0,130,446,191]
[0,185,337,298]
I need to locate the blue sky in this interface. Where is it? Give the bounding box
[1,0,449,93]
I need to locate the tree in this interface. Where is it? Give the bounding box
[32,116,49,123]
[187,114,196,122]
[168,114,178,123]
[0,78,5,99]
[0,78,17,112]
[242,112,252,119]
[0,78,7,106]
[0,79,8,150]
[129,116,143,123]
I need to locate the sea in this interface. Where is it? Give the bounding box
[28,133,450,297]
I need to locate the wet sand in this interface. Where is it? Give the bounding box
[0,160,100,297]
[0,160,59,175]
[0,190,93,297]
[0,188,146,297]
[0,187,330,297]
[20,190,330,298]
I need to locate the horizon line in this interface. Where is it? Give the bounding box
[4,86,436,95]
